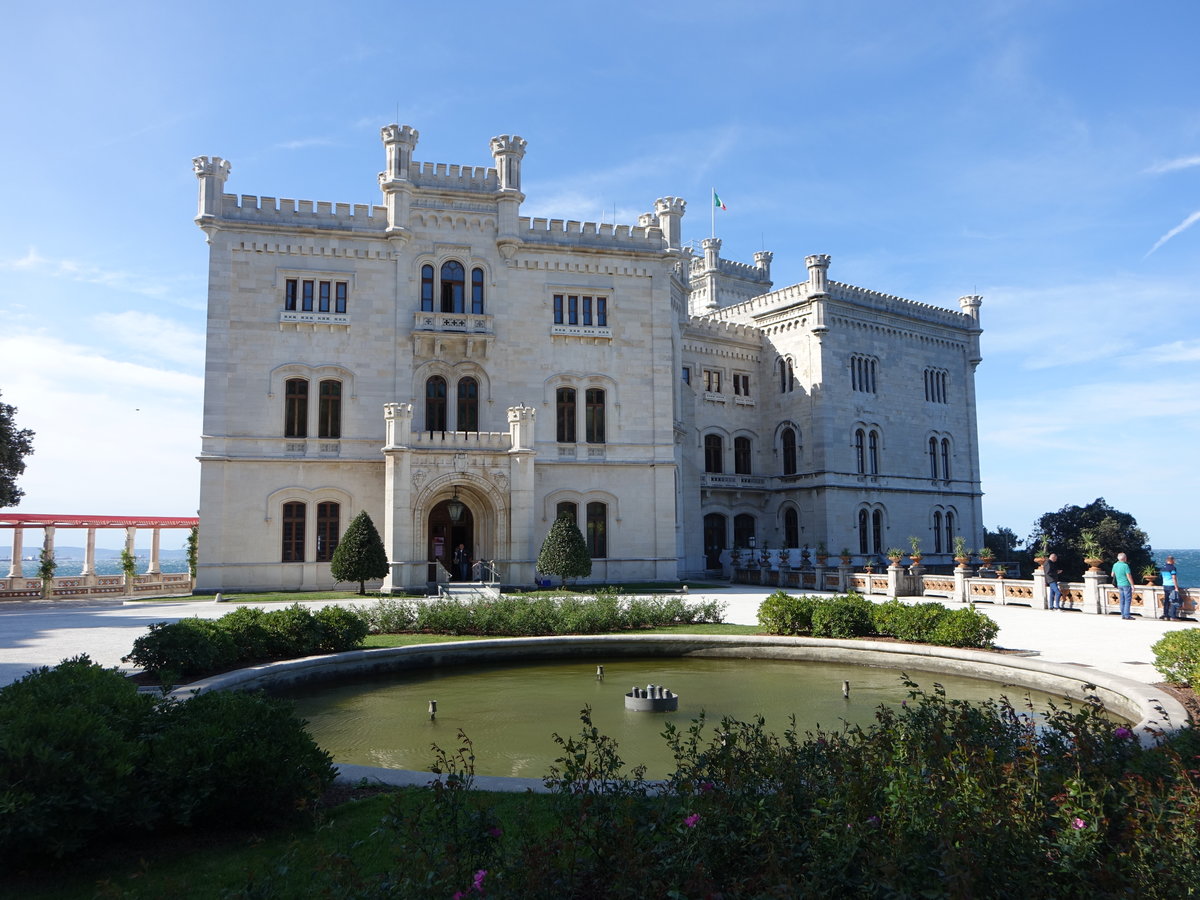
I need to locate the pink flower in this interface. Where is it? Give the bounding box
[684,813,701,828]
[487,826,502,837]
[699,780,715,793]
[473,870,487,890]
[1071,817,1086,830]
[1114,726,1133,739]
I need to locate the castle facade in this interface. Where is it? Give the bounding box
[193,126,984,592]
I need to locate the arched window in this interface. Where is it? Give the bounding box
[704,434,724,474]
[734,513,755,548]
[933,511,944,553]
[929,437,939,479]
[420,264,434,312]
[425,376,447,432]
[556,387,577,443]
[586,501,607,558]
[284,378,308,438]
[941,439,951,481]
[858,509,869,554]
[946,511,955,553]
[703,513,727,569]
[782,428,797,475]
[779,358,788,393]
[440,260,465,313]
[315,501,339,562]
[282,501,306,562]
[855,429,865,474]
[868,430,880,475]
[318,380,341,439]
[585,388,605,443]
[457,377,479,433]
[556,500,578,526]
[471,268,485,314]
[784,508,799,548]
[734,436,752,475]
[872,509,883,554]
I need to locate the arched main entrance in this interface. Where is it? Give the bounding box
[428,497,475,581]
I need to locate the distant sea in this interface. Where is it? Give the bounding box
[2,559,190,577]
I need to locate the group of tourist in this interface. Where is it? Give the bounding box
[1043,553,1185,619]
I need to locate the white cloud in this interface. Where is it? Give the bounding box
[0,247,196,304]
[1145,209,1200,257]
[91,311,206,368]
[275,137,340,151]
[1144,155,1200,175]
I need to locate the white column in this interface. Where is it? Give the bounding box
[7,528,22,578]
[81,528,96,576]
[42,526,56,567]
[148,528,161,575]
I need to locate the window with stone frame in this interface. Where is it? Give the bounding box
[733,513,756,549]
[734,436,752,475]
[282,501,306,562]
[318,380,341,439]
[471,268,485,314]
[781,427,798,475]
[556,387,577,443]
[556,500,578,527]
[704,433,724,474]
[784,507,800,548]
[425,376,447,432]
[858,509,869,554]
[315,501,339,562]
[284,278,348,314]
[585,388,605,443]
[586,501,607,558]
[285,378,308,438]
[732,373,751,397]
[552,293,608,327]
[440,260,465,313]
[933,511,944,554]
[850,354,878,393]
[457,377,479,433]
[703,369,722,393]
[421,265,435,312]
[924,367,948,403]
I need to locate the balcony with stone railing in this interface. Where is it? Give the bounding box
[700,473,768,491]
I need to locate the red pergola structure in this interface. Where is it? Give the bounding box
[1,513,199,579]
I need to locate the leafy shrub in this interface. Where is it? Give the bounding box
[810,593,875,638]
[313,605,369,652]
[122,618,238,678]
[1151,628,1200,685]
[928,605,999,648]
[217,605,273,660]
[261,603,323,658]
[888,602,949,642]
[0,656,156,859]
[416,597,475,634]
[354,596,417,634]
[143,690,336,828]
[757,591,820,634]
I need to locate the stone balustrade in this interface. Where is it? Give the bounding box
[0,571,194,601]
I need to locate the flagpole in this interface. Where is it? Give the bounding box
[711,187,715,239]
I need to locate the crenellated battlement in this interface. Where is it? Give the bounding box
[686,314,763,343]
[828,280,971,327]
[689,255,771,282]
[518,217,665,251]
[219,194,388,231]
[410,161,500,192]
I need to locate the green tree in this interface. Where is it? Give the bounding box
[1026,498,1152,580]
[330,511,389,595]
[536,514,592,587]
[0,389,35,507]
[982,526,1021,558]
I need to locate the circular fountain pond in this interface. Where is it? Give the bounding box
[282,655,1073,779]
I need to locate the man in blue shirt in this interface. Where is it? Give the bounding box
[1112,553,1135,619]
[1161,556,1181,620]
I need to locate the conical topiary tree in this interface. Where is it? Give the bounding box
[536,514,592,587]
[330,511,390,595]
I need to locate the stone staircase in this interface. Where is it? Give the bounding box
[438,582,501,602]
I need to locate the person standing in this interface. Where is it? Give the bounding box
[453,543,469,582]
[1112,552,1135,619]
[1044,552,1063,610]
[1161,556,1181,620]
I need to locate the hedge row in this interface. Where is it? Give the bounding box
[0,656,335,862]
[354,593,727,636]
[122,603,368,679]
[757,591,999,648]
[1152,628,1200,685]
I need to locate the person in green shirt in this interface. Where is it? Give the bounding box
[1112,552,1134,619]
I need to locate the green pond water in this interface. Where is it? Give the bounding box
[285,657,1073,779]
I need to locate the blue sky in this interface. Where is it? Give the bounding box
[1,0,1198,549]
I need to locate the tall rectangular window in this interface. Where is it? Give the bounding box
[556,501,578,527]
[318,281,331,313]
[285,379,308,438]
[585,388,605,443]
[335,282,348,314]
[282,502,306,562]
[586,502,607,558]
[582,296,593,326]
[733,373,750,396]
[704,369,721,392]
[734,436,752,474]
[556,387,576,443]
[318,380,341,439]
[285,279,298,311]
[315,501,339,562]
[567,295,579,325]
[553,294,564,324]
[596,297,607,327]
[302,280,314,312]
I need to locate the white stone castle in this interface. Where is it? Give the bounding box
[193,125,984,593]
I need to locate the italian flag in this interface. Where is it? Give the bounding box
[713,190,726,211]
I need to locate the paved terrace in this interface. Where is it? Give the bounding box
[0,586,1192,689]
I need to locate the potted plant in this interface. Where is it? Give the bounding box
[1140,564,1158,585]
[815,542,829,565]
[887,547,904,566]
[995,564,1007,579]
[907,535,922,564]
[979,546,995,568]
[778,546,792,569]
[1033,533,1050,566]
[1079,530,1103,572]
[730,545,743,568]
[953,535,969,567]
[839,548,853,565]
[759,542,772,568]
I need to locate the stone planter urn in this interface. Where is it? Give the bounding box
[1084,557,1104,573]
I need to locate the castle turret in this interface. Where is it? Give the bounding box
[959,295,983,368]
[379,124,419,237]
[490,134,527,260]
[754,250,773,281]
[805,253,831,296]
[654,197,686,251]
[702,237,722,311]
[192,156,231,225]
